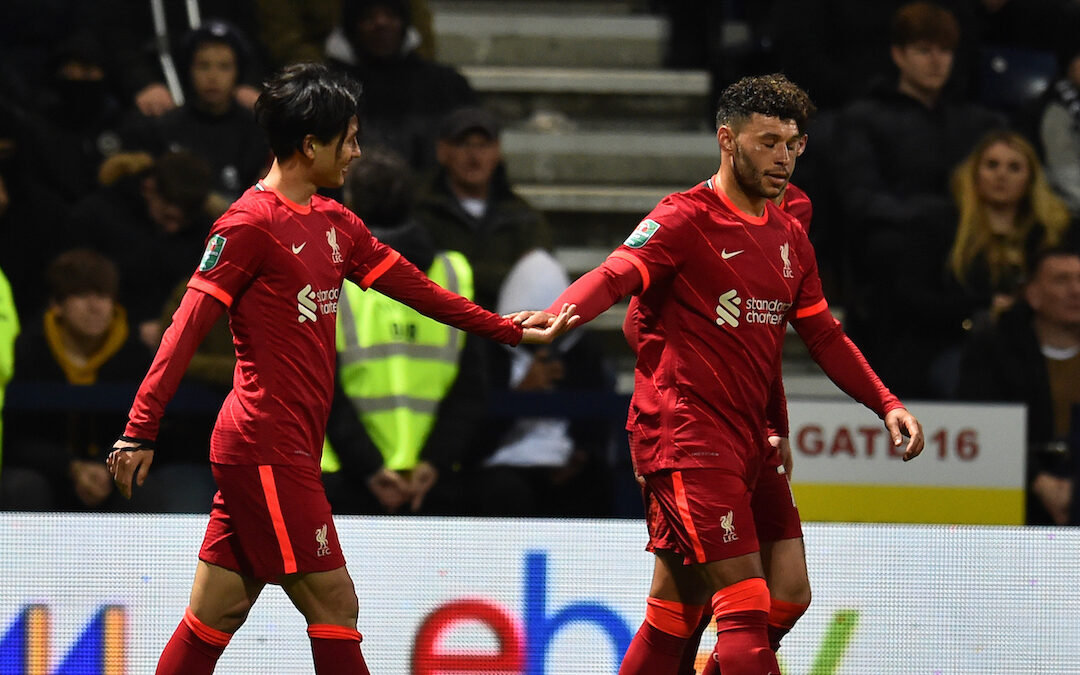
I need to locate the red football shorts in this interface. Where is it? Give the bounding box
[199,462,346,583]
[750,446,803,543]
[643,467,760,564]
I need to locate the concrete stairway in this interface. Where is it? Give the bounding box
[430,0,837,395]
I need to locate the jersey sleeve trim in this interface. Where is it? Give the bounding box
[359,250,402,289]
[609,250,651,293]
[187,277,234,308]
[794,298,828,319]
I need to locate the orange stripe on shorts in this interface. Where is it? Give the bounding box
[258,465,298,575]
[671,471,707,563]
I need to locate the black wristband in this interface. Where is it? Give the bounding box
[116,435,155,450]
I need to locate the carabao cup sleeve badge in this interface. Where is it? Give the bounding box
[199,234,227,272]
[624,219,660,248]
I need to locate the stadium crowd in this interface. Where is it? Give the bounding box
[0,0,1078,524]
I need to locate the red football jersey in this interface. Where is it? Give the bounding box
[778,182,812,233]
[188,184,403,466]
[623,182,814,349]
[129,183,519,468]
[616,178,828,476]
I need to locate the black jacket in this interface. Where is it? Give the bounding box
[415,164,551,311]
[838,82,1005,396]
[956,301,1067,524]
[329,51,474,171]
[66,174,209,323]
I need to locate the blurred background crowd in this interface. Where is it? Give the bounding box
[0,0,1078,524]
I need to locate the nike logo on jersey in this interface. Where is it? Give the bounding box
[721,249,744,259]
[292,242,307,254]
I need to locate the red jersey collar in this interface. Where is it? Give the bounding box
[256,181,312,215]
[708,174,768,226]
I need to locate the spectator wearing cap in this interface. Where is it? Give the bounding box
[121,20,270,209]
[325,0,475,170]
[66,150,214,347]
[415,106,552,310]
[3,249,150,511]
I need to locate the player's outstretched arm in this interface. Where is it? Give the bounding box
[107,439,155,499]
[884,407,924,461]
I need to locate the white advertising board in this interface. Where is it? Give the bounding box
[786,400,1027,523]
[2,515,1077,674]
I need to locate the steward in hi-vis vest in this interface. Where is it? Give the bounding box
[326,249,473,472]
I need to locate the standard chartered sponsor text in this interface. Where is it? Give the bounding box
[744,297,791,325]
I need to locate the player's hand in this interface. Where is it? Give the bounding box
[134,83,176,117]
[408,461,439,512]
[769,436,794,478]
[884,407,923,461]
[107,439,155,499]
[1031,473,1072,525]
[503,309,550,326]
[519,304,579,344]
[70,459,114,506]
[368,467,410,513]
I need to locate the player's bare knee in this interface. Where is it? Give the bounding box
[218,596,258,632]
[785,584,811,608]
[770,577,811,607]
[331,584,359,622]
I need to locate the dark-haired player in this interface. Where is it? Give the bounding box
[524,74,924,673]
[107,63,575,675]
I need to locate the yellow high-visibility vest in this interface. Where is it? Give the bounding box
[322,251,472,473]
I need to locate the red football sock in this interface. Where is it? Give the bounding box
[767,598,809,652]
[710,578,779,675]
[619,621,689,674]
[700,596,810,674]
[620,597,705,675]
[700,652,722,675]
[308,624,370,675]
[678,606,713,675]
[155,607,230,675]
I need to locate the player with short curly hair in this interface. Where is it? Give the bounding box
[522,73,924,674]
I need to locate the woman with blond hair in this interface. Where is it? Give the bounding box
[894,130,1073,399]
[948,129,1072,314]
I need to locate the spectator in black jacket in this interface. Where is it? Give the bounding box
[466,249,615,517]
[325,0,475,170]
[122,20,270,212]
[957,246,1080,525]
[838,1,1004,398]
[67,150,213,346]
[96,0,264,116]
